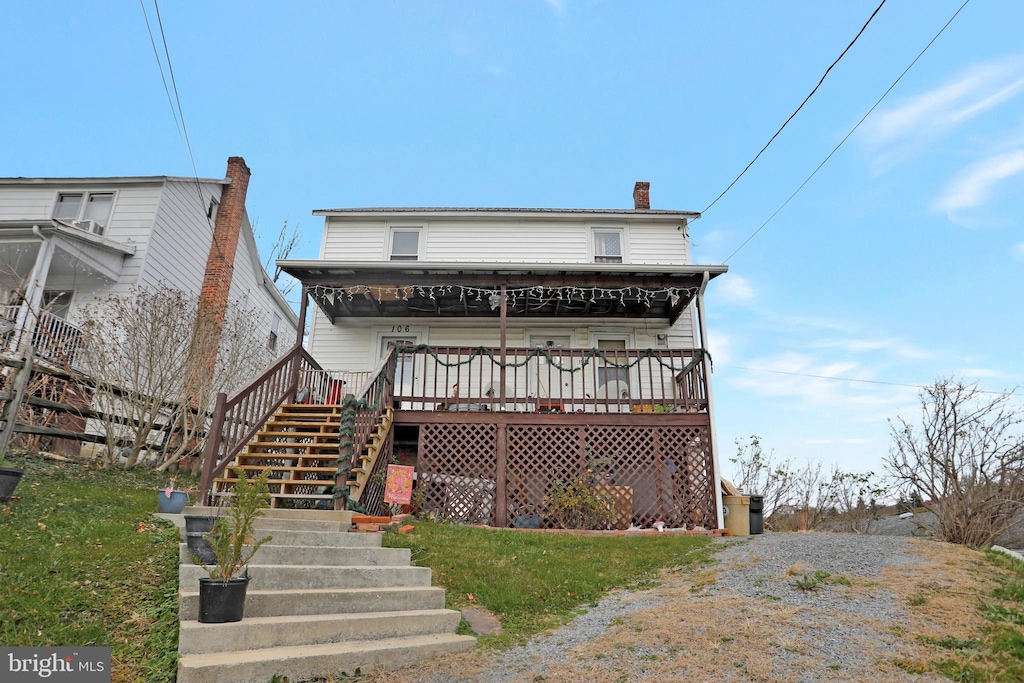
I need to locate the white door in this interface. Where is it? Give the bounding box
[379,334,421,406]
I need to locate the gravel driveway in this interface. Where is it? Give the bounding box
[392,532,987,682]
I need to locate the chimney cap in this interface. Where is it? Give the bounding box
[633,181,651,210]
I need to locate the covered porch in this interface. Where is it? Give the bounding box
[200,261,727,530]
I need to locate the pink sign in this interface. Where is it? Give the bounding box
[383,464,415,504]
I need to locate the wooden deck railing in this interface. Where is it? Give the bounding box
[390,345,710,414]
[347,347,396,471]
[199,342,322,504]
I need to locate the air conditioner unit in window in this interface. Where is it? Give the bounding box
[73,219,103,235]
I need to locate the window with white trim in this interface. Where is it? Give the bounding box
[53,191,114,235]
[389,227,422,261]
[592,229,623,264]
[268,313,281,351]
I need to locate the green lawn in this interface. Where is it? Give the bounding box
[383,520,715,648]
[0,452,183,683]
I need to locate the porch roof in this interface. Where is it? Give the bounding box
[279,260,727,323]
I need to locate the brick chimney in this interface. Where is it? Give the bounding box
[633,181,650,210]
[187,157,251,401]
[199,156,250,331]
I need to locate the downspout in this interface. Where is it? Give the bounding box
[695,270,725,531]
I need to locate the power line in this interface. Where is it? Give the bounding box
[138,0,182,141]
[139,0,223,250]
[702,0,888,215]
[722,363,1018,397]
[723,0,971,263]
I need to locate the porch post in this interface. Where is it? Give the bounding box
[499,285,507,407]
[695,271,724,530]
[16,227,55,352]
[295,285,308,347]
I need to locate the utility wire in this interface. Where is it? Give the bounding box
[723,0,971,263]
[138,0,181,140]
[702,0,888,215]
[141,0,223,249]
[722,364,1018,397]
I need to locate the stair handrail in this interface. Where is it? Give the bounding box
[199,342,324,504]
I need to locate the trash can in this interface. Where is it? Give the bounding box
[722,495,750,536]
[749,494,764,535]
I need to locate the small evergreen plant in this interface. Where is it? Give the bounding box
[192,467,273,581]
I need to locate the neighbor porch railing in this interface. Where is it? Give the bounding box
[1,305,85,369]
[389,344,710,414]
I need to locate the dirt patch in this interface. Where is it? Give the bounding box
[382,535,1019,682]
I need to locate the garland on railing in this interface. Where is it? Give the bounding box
[394,344,711,375]
[332,361,395,510]
[333,399,366,513]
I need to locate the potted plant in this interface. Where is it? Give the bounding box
[191,468,273,623]
[157,477,190,514]
[0,451,24,503]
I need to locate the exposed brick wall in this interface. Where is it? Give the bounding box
[633,181,650,210]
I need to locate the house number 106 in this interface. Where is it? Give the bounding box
[391,325,411,332]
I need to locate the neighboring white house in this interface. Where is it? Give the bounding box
[0,157,297,369]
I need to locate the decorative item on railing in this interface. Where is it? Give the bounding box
[333,398,366,513]
[332,360,395,511]
[395,343,710,374]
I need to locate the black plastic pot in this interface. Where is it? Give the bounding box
[0,467,24,502]
[198,576,249,623]
[184,515,218,565]
[184,515,217,534]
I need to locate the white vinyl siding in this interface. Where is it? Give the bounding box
[320,216,690,265]
[140,180,219,293]
[321,218,387,259]
[0,187,63,220]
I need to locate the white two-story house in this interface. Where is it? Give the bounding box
[202,182,727,531]
[0,157,298,455]
[0,156,297,368]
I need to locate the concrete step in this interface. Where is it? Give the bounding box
[179,586,448,620]
[179,564,432,591]
[183,506,349,521]
[177,633,477,683]
[179,543,407,566]
[178,608,461,654]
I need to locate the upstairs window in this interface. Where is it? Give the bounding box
[389,227,422,261]
[53,191,114,235]
[593,229,623,264]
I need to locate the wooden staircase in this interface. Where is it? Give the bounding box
[212,403,394,509]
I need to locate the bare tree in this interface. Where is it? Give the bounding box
[78,286,274,470]
[886,379,1024,546]
[158,299,273,474]
[729,435,795,520]
[818,468,888,534]
[260,219,301,297]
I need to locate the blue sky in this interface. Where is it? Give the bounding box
[3,1,1021,478]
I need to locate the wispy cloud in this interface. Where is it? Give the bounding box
[807,336,933,360]
[861,57,1024,171]
[716,274,756,305]
[952,367,1004,379]
[543,0,566,14]
[1014,242,1024,260]
[934,148,1024,214]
